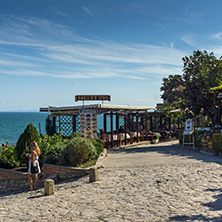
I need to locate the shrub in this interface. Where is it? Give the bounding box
[38,133,68,164]
[0,143,20,169]
[153,135,160,139]
[212,133,222,153]
[15,123,40,161]
[91,139,104,158]
[63,137,97,166]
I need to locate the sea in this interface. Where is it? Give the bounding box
[0,112,114,146]
[0,112,48,146]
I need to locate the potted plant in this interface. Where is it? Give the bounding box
[208,138,213,149]
[152,134,160,144]
[200,134,208,147]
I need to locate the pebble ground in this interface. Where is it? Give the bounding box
[1,141,222,221]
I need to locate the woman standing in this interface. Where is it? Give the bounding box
[25,142,41,191]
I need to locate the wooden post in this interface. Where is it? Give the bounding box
[124,115,127,145]
[52,116,56,134]
[104,114,107,133]
[136,112,139,143]
[59,116,61,132]
[127,113,131,131]
[145,112,148,141]
[111,111,113,147]
[116,113,119,133]
[150,115,153,131]
[72,115,76,133]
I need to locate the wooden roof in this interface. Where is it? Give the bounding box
[40,104,155,114]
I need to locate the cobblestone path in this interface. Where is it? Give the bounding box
[1,141,222,221]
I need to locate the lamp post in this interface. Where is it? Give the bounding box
[217,93,222,126]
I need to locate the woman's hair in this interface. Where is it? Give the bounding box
[30,142,41,156]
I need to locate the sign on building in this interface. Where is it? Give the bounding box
[75,95,111,102]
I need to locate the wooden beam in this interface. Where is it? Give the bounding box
[111,111,113,147]
[104,114,107,133]
[136,112,139,143]
[150,116,153,131]
[72,115,76,133]
[116,113,119,132]
[145,112,148,141]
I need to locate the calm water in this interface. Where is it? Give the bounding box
[0,112,116,146]
[0,112,48,146]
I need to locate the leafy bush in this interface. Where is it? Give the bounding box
[212,133,222,153]
[153,134,160,139]
[63,137,97,166]
[0,143,20,169]
[91,139,104,158]
[15,123,40,161]
[39,133,68,164]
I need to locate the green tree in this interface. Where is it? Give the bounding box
[160,74,184,109]
[15,123,40,161]
[160,50,222,124]
[182,50,222,123]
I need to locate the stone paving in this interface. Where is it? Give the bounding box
[1,141,222,221]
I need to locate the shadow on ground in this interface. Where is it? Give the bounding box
[109,142,222,165]
[0,175,87,198]
[170,214,222,221]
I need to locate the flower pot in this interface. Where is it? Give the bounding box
[201,138,208,147]
[208,141,213,149]
[152,138,159,144]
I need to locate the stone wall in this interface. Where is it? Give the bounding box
[0,168,28,194]
[42,164,88,181]
[0,164,88,194]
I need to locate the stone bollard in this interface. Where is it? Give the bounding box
[44,179,55,195]
[89,167,98,182]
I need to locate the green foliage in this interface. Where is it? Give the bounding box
[0,143,20,169]
[153,134,160,139]
[39,133,68,165]
[15,123,40,161]
[63,136,97,166]
[161,50,222,124]
[182,50,222,123]
[91,139,104,158]
[160,74,184,107]
[45,115,57,136]
[212,133,222,153]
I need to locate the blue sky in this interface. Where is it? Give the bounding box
[1,0,222,111]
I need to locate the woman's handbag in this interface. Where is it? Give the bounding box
[31,162,38,174]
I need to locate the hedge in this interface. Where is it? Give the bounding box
[212,133,222,153]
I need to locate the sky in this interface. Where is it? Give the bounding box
[1,0,222,111]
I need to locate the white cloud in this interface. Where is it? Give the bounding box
[0,16,185,80]
[82,6,94,17]
[181,34,197,47]
[210,32,222,40]
[52,7,69,18]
